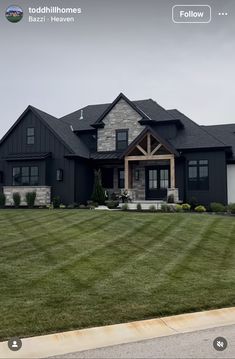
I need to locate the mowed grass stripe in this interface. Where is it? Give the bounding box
[0,210,235,340]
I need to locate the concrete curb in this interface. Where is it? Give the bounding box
[1,307,235,358]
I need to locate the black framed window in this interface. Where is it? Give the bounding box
[101,168,114,188]
[13,166,39,186]
[188,160,209,190]
[0,171,3,183]
[56,169,63,181]
[27,127,35,145]
[116,129,128,151]
[118,169,125,188]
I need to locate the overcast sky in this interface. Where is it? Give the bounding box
[0,0,235,138]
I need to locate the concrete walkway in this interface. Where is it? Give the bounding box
[1,307,235,358]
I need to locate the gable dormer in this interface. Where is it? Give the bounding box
[94,93,147,152]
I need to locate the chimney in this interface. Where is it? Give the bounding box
[80,109,84,120]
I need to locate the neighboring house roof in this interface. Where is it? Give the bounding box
[203,124,235,159]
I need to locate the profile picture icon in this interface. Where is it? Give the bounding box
[5,5,23,23]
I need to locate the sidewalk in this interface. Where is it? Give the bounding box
[1,307,235,359]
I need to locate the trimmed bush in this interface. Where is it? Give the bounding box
[167,194,174,203]
[195,205,206,213]
[105,200,119,209]
[161,204,175,212]
[79,204,87,209]
[0,193,6,208]
[91,169,106,205]
[227,203,235,214]
[149,205,156,212]
[121,203,129,211]
[26,192,36,208]
[137,203,142,212]
[210,202,226,213]
[182,203,191,211]
[189,197,198,210]
[59,204,66,209]
[53,196,61,209]
[175,204,183,212]
[13,192,21,208]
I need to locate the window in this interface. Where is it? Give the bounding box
[118,169,125,188]
[116,130,128,151]
[135,169,140,181]
[188,160,209,190]
[101,168,114,188]
[160,169,169,189]
[56,169,63,181]
[12,166,39,186]
[0,171,3,183]
[27,127,35,145]
[148,169,158,189]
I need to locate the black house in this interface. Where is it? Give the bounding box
[0,93,234,206]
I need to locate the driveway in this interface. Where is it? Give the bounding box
[49,324,235,358]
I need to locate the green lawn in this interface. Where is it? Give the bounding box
[0,210,235,341]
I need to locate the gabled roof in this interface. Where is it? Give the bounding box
[60,97,182,132]
[0,106,90,158]
[122,126,179,157]
[31,106,89,158]
[92,93,152,128]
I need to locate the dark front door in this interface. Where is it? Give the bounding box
[145,166,170,200]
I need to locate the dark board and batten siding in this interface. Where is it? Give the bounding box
[0,110,75,204]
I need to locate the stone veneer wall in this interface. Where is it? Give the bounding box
[97,98,143,152]
[3,186,51,206]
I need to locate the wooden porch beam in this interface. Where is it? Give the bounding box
[147,133,151,154]
[170,157,175,188]
[136,144,148,156]
[126,154,174,161]
[124,157,129,189]
[151,143,162,155]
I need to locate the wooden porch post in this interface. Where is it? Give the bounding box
[125,157,129,189]
[170,156,175,188]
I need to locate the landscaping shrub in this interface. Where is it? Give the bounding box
[189,196,198,210]
[53,196,61,209]
[0,193,6,208]
[67,203,79,209]
[59,204,66,209]
[105,200,119,209]
[210,202,226,213]
[137,203,142,212]
[79,204,87,209]
[13,192,21,208]
[175,204,183,212]
[149,205,156,212]
[161,204,169,212]
[227,203,235,214]
[182,203,191,211]
[167,194,174,203]
[87,200,98,207]
[26,192,36,208]
[121,203,129,211]
[161,204,175,212]
[194,205,206,213]
[91,169,106,205]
